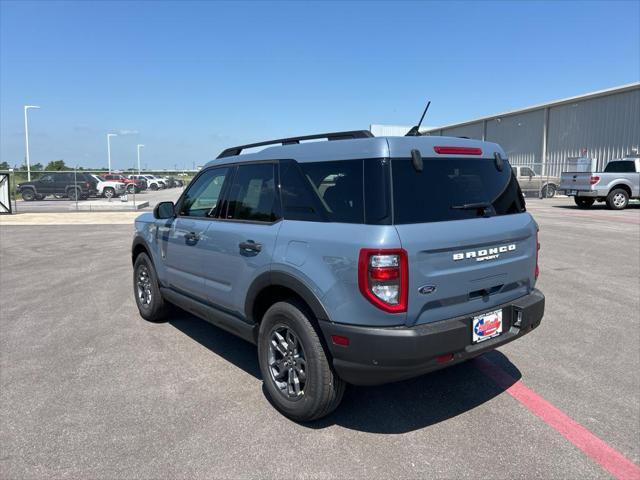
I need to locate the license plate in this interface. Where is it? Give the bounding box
[472,309,503,343]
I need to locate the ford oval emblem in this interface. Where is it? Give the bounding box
[418,285,437,295]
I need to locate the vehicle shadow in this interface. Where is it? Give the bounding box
[552,203,640,210]
[169,312,521,434]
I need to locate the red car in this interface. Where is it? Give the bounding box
[102,174,147,193]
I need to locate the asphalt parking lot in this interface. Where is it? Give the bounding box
[1,198,639,479]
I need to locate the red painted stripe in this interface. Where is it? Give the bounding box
[474,356,640,480]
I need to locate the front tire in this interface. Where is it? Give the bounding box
[150,183,158,191]
[574,197,595,209]
[258,300,345,422]
[103,187,116,198]
[21,189,36,201]
[133,252,169,322]
[606,189,629,210]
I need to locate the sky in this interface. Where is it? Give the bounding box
[1,0,639,170]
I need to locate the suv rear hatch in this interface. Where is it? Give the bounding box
[391,153,537,327]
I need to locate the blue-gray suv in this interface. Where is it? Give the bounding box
[132,130,545,421]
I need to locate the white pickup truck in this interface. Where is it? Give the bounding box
[90,175,127,198]
[559,157,640,210]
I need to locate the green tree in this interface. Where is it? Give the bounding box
[45,160,68,171]
[31,162,43,171]
[0,161,9,170]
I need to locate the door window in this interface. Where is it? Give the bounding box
[179,167,229,217]
[520,167,535,177]
[225,163,279,222]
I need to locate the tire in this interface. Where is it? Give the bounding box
[150,183,158,191]
[542,184,556,198]
[127,184,137,194]
[574,197,595,209]
[67,188,81,201]
[103,187,116,198]
[21,189,36,201]
[35,194,45,200]
[606,188,629,210]
[258,300,345,422]
[133,252,169,322]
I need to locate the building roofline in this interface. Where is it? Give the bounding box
[425,82,640,132]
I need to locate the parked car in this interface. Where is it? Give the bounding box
[511,166,559,198]
[559,156,640,209]
[90,175,127,198]
[131,131,544,421]
[129,174,165,190]
[103,174,147,193]
[16,171,98,201]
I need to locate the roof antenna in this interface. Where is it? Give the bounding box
[405,101,431,136]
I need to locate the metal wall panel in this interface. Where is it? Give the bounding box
[486,109,545,172]
[546,88,640,175]
[439,123,484,140]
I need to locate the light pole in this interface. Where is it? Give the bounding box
[136,144,144,175]
[107,133,117,173]
[24,105,40,181]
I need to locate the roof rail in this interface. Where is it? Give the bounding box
[216,130,374,158]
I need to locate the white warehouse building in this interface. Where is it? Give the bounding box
[408,83,640,177]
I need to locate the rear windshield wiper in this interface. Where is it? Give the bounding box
[450,202,491,211]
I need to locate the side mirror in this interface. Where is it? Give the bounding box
[154,201,175,219]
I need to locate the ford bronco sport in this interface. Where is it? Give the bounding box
[132,130,545,421]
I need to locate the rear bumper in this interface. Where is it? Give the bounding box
[319,289,544,386]
[561,189,599,197]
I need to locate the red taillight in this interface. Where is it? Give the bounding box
[535,231,540,280]
[434,146,483,155]
[358,248,408,313]
[590,176,600,185]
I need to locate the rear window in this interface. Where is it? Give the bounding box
[391,158,525,224]
[604,161,636,173]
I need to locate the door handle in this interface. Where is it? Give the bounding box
[184,232,200,244]
[239,240,262,253]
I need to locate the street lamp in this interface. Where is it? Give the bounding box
[24,105,40,181]
[107,133,117,173]
[136,144,145,175]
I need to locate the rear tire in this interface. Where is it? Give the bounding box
[21,189,36,201]
[606,189,629,210]
[103,187,115,198]
[258,300,345,422]
[127,184,137,193]
[542,184,556,198]
[67,188,81,201]
[574,197,594,209]
[150,183,158,191]
[133,253,169,322]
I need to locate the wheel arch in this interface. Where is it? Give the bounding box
[245,271,331,328]
[131,238,152,266]
[609,183,632,197]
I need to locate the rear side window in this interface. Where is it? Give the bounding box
[225,163,279,222]
[392,158,525,224]
[604,161,636,173]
